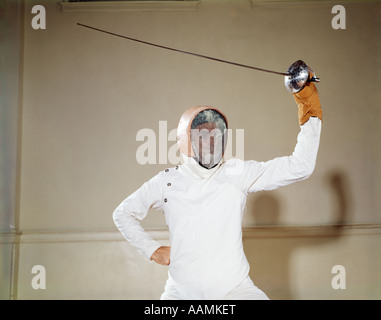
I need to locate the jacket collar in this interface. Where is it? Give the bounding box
[181,154,223,179]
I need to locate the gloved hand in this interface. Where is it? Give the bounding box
[293,72,323,126]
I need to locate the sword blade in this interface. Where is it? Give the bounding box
[77,23,289,76]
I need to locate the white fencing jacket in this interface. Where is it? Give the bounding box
[113,117,322,299]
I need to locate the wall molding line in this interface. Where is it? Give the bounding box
[59,1,201,13]
[250,0,381,7]
[1,224,380,244]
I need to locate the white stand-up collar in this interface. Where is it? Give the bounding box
[180,154,223,179]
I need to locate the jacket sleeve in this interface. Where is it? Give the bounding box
[243,116,322,193]
[113,172,164,261]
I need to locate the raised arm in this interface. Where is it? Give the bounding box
[243,80,323,193]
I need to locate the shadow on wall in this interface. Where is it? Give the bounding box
[243,170,352,300]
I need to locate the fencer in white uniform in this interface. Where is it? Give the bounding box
[113,81,322,300]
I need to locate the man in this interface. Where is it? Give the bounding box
[113,78,322,300]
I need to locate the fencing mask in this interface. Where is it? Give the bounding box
[177,106,228,169]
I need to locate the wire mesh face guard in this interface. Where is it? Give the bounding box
[191,109,227,169]
[177,106,228,169]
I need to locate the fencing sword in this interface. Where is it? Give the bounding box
[77,23,319,92]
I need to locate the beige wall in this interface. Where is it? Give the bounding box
[1,0,380,299]
[0,0,23,300]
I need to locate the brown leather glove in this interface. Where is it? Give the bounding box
[293,75,323,126]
